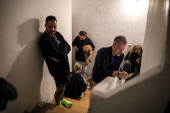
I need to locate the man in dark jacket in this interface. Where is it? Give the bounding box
[92,35,132,85]
[39,15,72,107]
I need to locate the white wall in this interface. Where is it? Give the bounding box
[0,0,72,113]
[140,0,168,74]
[72,0,149,76]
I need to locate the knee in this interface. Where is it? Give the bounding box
[57,86,65,93]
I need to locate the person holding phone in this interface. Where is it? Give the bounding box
[120,50,141,81]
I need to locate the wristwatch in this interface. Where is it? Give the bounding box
[117,71,122,80]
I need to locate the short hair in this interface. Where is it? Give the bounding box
[0,78,17,101]
[79,31,87,37]
[114,35,127,45]
[74,63,82,72]
[45,15,57,24]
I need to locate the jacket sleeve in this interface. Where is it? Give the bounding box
[120,61,131,73]
[96,49,113,77]
[40,37,69,61]
[60,34,71,55]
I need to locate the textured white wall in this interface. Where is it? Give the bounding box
[140,0,168,74]
[72,0,149,76]
[0,0,72,113]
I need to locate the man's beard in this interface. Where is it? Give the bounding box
[45,29,56,36]
[49,31,56,35]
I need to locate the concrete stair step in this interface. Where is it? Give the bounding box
[32,104,79,113]
[45,89,91,113]
[42,103,79,113]
[48,98,89,113]
[31,106,56,113]
[52,106,81,113]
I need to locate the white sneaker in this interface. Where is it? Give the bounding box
[87,86,90,90]
[81,92,85,97]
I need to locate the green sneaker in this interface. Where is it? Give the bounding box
[60,102,64,107]
[55,102,64,107]
[61,99,72,108]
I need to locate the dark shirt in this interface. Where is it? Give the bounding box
[72,36,95,61]
[92,46,124,83]
[39,31,71,77]
[64,72,87,99]
[124,51,141,74]
[120,61,139,81]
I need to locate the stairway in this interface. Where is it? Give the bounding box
[31,78,93,113]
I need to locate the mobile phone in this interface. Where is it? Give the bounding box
[129,73,133,76]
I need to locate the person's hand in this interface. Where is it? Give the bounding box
[48,56,60,62]
[74,47,78,51]
[51,57,59,62]
[119,71,132,79]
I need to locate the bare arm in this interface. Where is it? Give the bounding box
[73,45,78,51]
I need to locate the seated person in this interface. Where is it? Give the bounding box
[120,50,141,81]
[124,45,143,74]
[64,63,87,99]
[0,78,17,111]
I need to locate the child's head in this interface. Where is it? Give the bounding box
[74,63,82,73]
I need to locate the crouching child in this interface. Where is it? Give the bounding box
[64,63,87,99]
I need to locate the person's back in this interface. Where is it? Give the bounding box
[64,72,87,99]
[64,63,87,99]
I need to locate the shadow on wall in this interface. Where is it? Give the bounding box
[6,18,44,112]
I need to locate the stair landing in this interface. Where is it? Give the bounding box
[32,78,93,113]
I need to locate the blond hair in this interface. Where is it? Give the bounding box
[74,63,82,72]
[129,45,143,57]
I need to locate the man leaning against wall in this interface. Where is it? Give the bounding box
[39,15,72,108]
